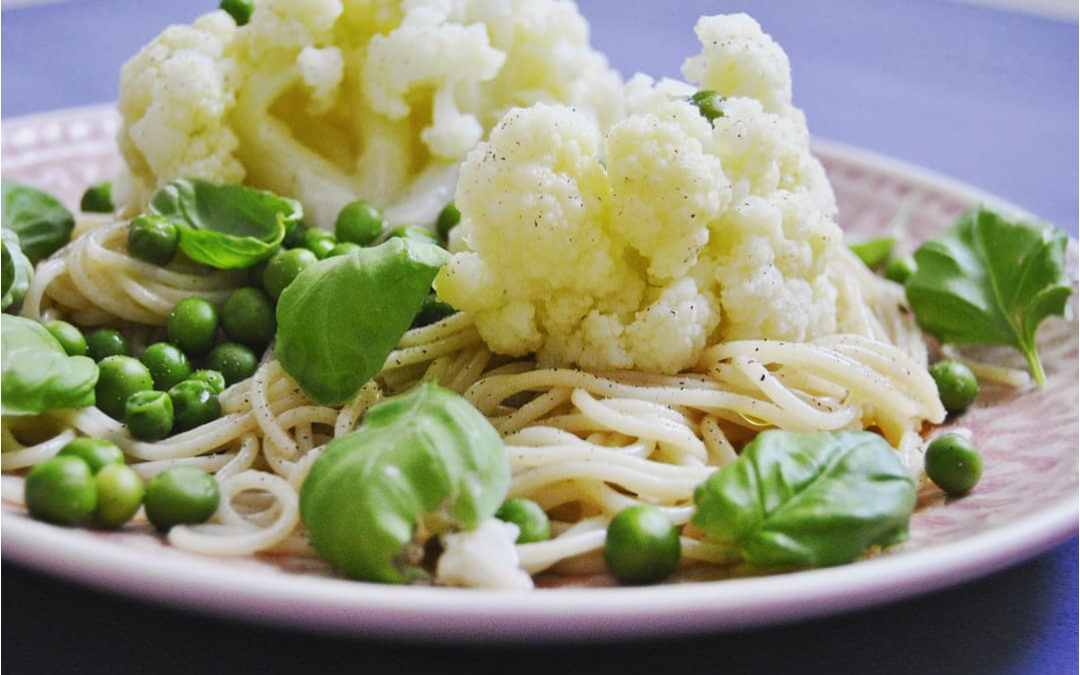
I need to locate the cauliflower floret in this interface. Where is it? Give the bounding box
[436,102,729,373]
[681,13,793,116]
[244,0,343,57]
[452,105,620,296]
[296,46,344,115]
[437,14,845,373]
[605,100,730,282]
[117,0,623,228]
[363,1,506,159]
[436,519,533,590]
[461,0,624,130]
[117,11,243,202]
[710,193,839,341]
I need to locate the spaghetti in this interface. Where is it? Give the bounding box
[4,213,945,579]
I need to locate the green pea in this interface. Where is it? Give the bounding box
[436,202,461,241]
[167,297,219,357]
[206,343,258,386]
[80,182,114,213]
[495,498,551,543]
[262,248,318,301]
[386,225,440,246]
[127,213,179,266]
[219,0,253,25]
[144,466,219,532]
[929,360,979,414]
[139,342,192,391]
[327,242,361,257]
[125,390,174,442]
[412,295,457,328]
[884,255,918,284]
[58,438,124,474]
[96,355,155,419]
[25,456,97,525]
[689,89,725,123]
[301,228,337,260]
[168,380,222,433]
[44,320,87,357]
[86,329,131,361]
[188,369,226,394]
[604,505,681,584]
[221,287,276,349]
[335,200,386,246]
[925,434,983,495]
[94,464,144,529]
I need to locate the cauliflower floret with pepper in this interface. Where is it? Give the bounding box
[605,100,730,282]
[117,0,623,228]
[117,11,243,193]
[681,13,793,116]
[436,14,846,373]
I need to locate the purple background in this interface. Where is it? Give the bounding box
[2,1,1078,673]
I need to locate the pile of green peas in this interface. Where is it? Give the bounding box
[96,198,463,439]
[125,198,459,319]
[24,437,219,532]
[45,312,231,441]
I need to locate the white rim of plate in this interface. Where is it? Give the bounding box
[1,107,1077,642]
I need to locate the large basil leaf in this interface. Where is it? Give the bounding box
[300,381,509,582]
[906,207,1073,386]
[275,238,449,405]
[1,314,98,415]
[150,178,302,269]
[1,180,74,262]
[2,229,33,311]
[693,430,916,568]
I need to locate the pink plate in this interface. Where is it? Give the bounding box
[2,105,1077,641]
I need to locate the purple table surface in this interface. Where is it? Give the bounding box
[2,1,1077,673]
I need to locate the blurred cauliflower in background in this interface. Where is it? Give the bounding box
[436,13,844,373]
[116,0,623,228]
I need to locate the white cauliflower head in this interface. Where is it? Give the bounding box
[436,14,845,374]
[116,0,622,228]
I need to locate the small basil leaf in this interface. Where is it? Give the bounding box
[848,235,896,269]
[275,238,450,405]
[1,314,99,415]
[906,207,1073,386]
[693,430,916,568]
[1,180,75,262]
[300,381,509,582]
[2,229,33,311]
[150,178,302,269]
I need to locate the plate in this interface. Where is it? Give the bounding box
[2,105,1077,641]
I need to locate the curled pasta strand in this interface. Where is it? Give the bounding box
[168,470,300,556]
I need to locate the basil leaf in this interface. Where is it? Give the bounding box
[848,235,896,269]
[2,229,33,311]
[1,314,98,415]
[150,178,302,269]
[300,381,508,582]
[1,180,74,262]
[275,238,450,405]
[693,430,916,568]
[906,207,1073,386]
